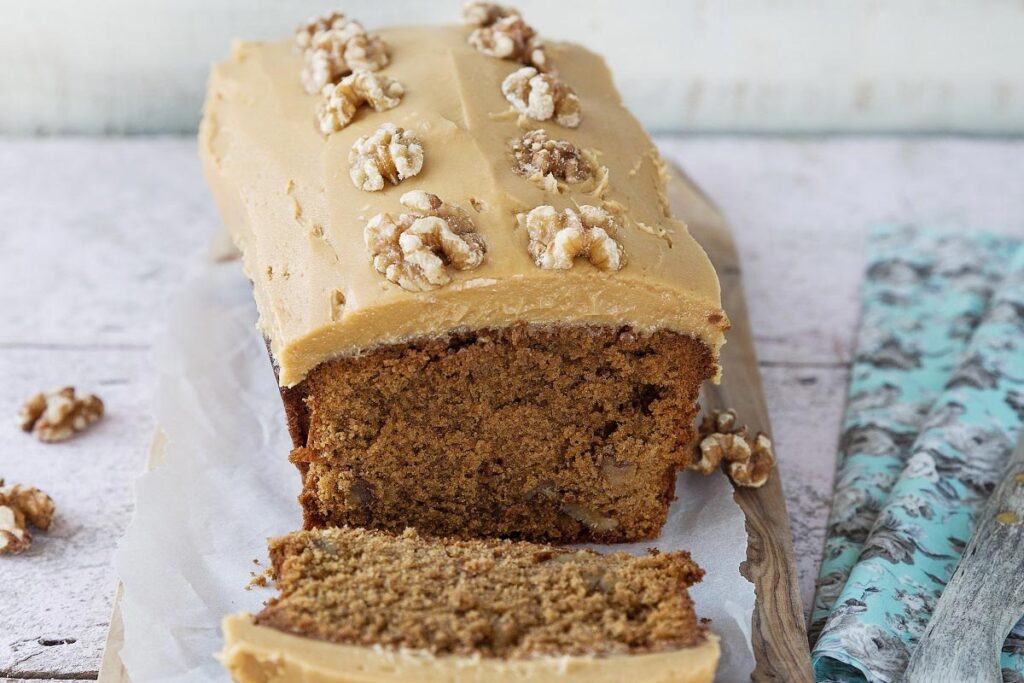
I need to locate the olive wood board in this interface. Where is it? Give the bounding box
[97,166,813,682]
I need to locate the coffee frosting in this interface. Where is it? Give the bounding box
[200,25,726,387]
[220,614,720,683]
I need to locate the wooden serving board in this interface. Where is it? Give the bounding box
[667,167,814,682]
[98,167,812,682]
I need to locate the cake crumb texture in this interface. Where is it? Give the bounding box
[255,526,708,659]
[285,324,715,543]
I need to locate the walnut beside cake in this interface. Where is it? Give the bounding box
[200,3,728,544]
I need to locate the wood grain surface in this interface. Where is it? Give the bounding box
[668,170,813,682]
[904,435,1024,683]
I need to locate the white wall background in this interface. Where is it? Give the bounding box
[3,0,1024,135]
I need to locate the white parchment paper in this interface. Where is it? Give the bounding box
[115,263,755,682]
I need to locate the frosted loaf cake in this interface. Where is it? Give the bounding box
[199,6,728,542]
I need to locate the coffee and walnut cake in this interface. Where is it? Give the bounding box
[200,4,728,544]
[220,527,720,683]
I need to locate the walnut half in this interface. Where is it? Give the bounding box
[510,129,591,185]
[517,205,625,271]
[317,70,404,135]
[501,67,580,128]
[461,1,518,27]
[690,409,776,488]
[297,13,389,94]
[348,124,424,192]
[18,387,104,443]
[364,191,487,292]
[468,15,547,70]
[0,480,55,555]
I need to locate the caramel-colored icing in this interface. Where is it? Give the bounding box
[200,25,726,387]
[220,614,720,683]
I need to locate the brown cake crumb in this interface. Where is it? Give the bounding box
[255,526,708,658]
[283,324,714,543]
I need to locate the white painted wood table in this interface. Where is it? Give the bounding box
[1,136,1022,682]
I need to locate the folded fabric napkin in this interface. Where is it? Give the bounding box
[811,226,1024,683]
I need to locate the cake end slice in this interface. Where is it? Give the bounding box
[220,526,720,682]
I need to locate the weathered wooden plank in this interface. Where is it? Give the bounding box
[904,436,1024,682]
[7,2,1024,136]
[0,348,153,679]
[659,136,1024,366]
[0,138,215,348]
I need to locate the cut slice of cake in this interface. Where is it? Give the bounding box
[200,6,729,543]
[220,527,720,682]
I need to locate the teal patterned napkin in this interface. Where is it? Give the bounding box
[811,226,1024,683]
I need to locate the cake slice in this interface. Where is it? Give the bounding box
[200,7,728,543]
[220,527,719,682]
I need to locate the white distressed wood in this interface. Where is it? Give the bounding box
[659,137,1024,365]
[0,349,153,679]
[0,138,217,348]
[904,437,1024,683]
[3,1,1024,135]
[0,136,1022,677]
[761,364,851,615]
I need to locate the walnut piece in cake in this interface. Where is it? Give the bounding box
[468,15,547,70]
[510,129,592,185]
[348,124,424,191]
[0,480,55,555]
[501,67,580,127]
[690,409,776,488]
[296,12,389,94]
[18,387,104,443]
[317,70,404,134]
[364,191,486,291]
[518,205,625,271]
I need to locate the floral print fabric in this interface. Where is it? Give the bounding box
[811,227,1024,683]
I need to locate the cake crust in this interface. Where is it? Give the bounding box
[282,323,714,543]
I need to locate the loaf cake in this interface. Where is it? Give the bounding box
[220,527,720,682]
[199,4,728,543]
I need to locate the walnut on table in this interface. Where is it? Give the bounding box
[690,409,776,488]
[317,70,404,134]
[0,480,55,555]
[510,129,592,184]
[348,124,424,192]
[501,67,580,128]
[517,204,625,271]
[364,191,486,292]
[18,387,104,443]
[296,12,390,94]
